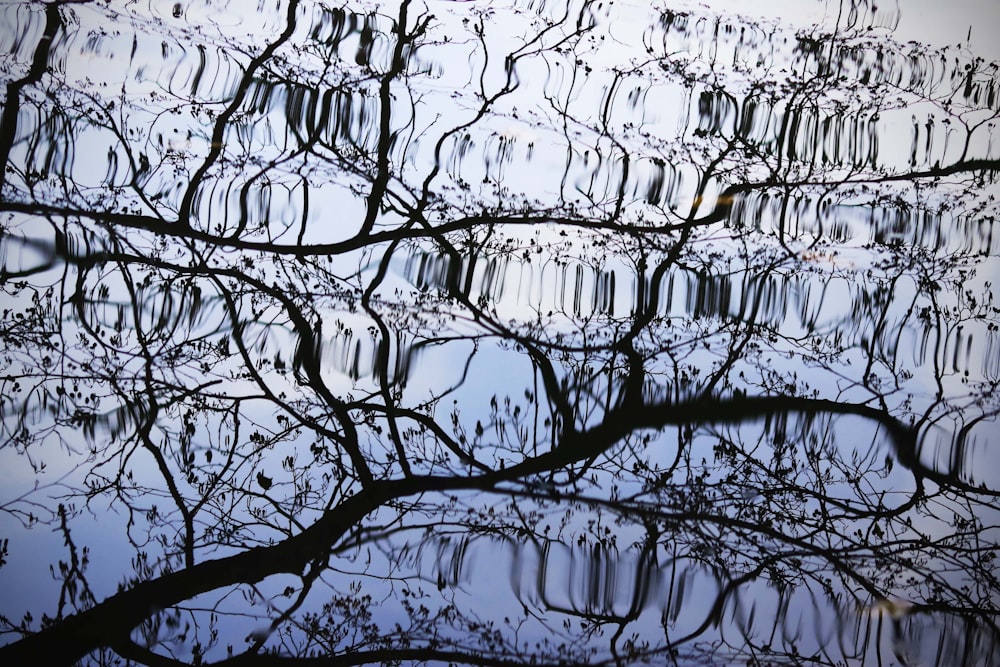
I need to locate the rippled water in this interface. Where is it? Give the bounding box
[1,0,998,665]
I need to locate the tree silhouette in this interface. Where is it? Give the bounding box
[1,0,998,665]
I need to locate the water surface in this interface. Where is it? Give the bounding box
[0,0,998,665]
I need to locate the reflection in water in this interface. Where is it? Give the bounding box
[0,0,998,665]
[696,90,881,169]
